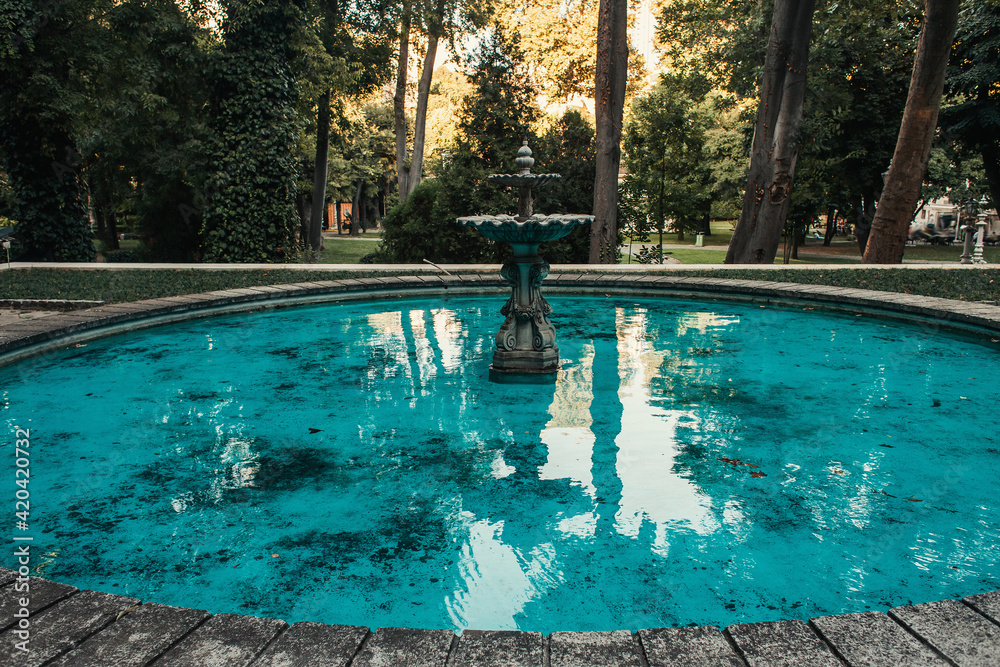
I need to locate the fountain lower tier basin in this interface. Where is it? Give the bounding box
[2,294,998,634]
[456,214,593,244]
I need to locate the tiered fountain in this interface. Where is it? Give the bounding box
[457,142,593,382]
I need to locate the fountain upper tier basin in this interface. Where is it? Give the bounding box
[456,213,594,245]
[487,173,562,188]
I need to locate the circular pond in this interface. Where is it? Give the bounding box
[2,294,998,633]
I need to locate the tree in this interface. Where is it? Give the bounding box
[78,0,213,262]
[590,0,628,264]
[394,0,413,200]
[302,0,396,251]
[201,1,303,263]
[0,0,95,261]
[863,0,961,263]
[395,0,490,200]
[942,0,1000,213]
[788,0,918,252]
[622,74,716,256]
[374,29,593,264]
[725,0,816,264]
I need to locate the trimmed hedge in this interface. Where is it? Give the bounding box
[667,268,1000,302]
[0,267,997,305]
[0,269,386,304]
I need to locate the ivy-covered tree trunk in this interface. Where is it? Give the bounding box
[863,0,960,264]
[725,0,815,264]
[590,0,628,264]
[0,118,94,261]
[0,2,94,262]
[394,1,411,199]
[201,1,301,263]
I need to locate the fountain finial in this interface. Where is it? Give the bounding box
[516,141,534,175]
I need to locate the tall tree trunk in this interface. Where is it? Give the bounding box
[394,2,411,199]
[335,201,342,235]
[351,180,364,237]
[589,0,628,264]
[106,207,119,251]
[863,0,960,263]
[310,88,331,252]
[855,192,875,253]
[297,193,309,246]
[823,205,836,245]
[409,31,439,195]
[981,141,1000,216]
[725,0,816,264]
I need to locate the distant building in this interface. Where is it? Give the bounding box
[910,198,998,242]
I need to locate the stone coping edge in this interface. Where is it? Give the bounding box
[0,298,104,311]
[2,273,1000,367]
[0,566,998,665]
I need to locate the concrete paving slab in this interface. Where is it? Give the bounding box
[156,613,287,666]
[250,621,367,667]
[964,591,1000,626]
[640,626,745,666]
[0,589,139,667]
[549,630,642,667]
[725,620,840,666]
[450,629,544,666]
[0,577,77,631]
[809,611,947,666]
[352,627,453,667]
[48,602,209,666]
[890,599,1000,665]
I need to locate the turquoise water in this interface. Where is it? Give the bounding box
[2,295,999,633]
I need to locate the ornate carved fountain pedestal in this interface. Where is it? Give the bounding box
[457,143,593,383]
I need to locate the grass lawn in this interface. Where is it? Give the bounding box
[624,219,736,248]
[316,234,382,264]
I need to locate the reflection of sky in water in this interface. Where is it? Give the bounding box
[2,296,998,633]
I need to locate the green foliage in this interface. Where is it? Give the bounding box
[942,0,1000,209]
[944,0,1000,141]
[374,177,506,263]
[0,0,95,261]
[201,1,303,262]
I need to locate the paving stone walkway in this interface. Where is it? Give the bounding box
[2,274,999,665]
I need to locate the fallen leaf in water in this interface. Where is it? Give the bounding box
[831,468,845,475]
[750,471,766,478]
[906,496,922,502]
[949,565,959,570]
[271,553,280,557]
[309,428,321,433]
[718,456,759,468]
